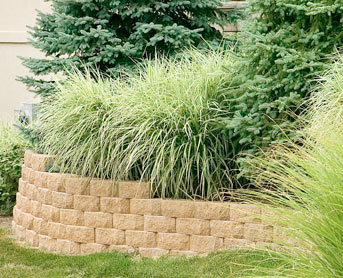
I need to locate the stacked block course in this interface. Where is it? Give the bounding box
[12,150,276,257]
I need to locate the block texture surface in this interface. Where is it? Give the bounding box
[13,152,278,257]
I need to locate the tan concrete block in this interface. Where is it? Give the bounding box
[261,208,276,225]
[30,200,42,218]
[21,165,30,181]
[31,153,55,172]
[190,235,223,253]
[161,200,195,218]
[15,211,24,227]
[58,224,68,240]
[139,248,169,258]
[223,238,255,249]
[95,228,125,245]
[38,235,57,251]
[74,195,100,212]
[32,217,40,233]
[130,199,161,215]
[14,224,26,241]
[19,180,29,199]
[35,172,50,189]
[169,250,197,257]
[41,204,60,222]
[31,185,40,201]
[21,212,34,230]
[244,223,273,242]
[125,230,156,248]
[65,176,90,195]
[32,171,43,189]
[33,217,49,235]
[113,214,143,230]
[100,197,129,214]
[108,245,135,253]
[118,181,150,199]
[37,188,52,205]
[66,225,95,243]
[47,173,66,192]
[18,178,27,194]
[15,207,27,226]
[24,150,33,168]
[230,204,261,223]
[273,226,295,245]
[210,220,244,238]
[157,233,189,250]
[21,165,29,181]
[194,201,230,220]
[12,206,20,224]
[16,193,30,213]
[15,194,22,211]
[80,243,108,254]
[144,215,175,233]
[84,212,112,228]
[50,238,59,252]
[52,191,74,209]
[60,209,84,226]
[25,229,39,247]
[25,183,37,200]
[176,218,210,235]
[56,239,81,255]
[48,222,67,239]
[28,168,35,184]
[90,179,118,197]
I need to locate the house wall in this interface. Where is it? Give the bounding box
[0,0,51,122]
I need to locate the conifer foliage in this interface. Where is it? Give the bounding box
[227,0,343,164]
[19,0,226,98]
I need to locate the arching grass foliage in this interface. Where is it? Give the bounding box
[40,50,238,199]
[236,58,343,277]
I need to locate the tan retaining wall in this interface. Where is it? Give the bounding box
[12,150,276,258]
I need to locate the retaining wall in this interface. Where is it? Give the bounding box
[12,150,276,258]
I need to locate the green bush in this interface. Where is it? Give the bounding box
[0,123,30,215]
[226,0,343,170]
[237,58,343,277]
[40,49,237,200]
[18,0,229,98]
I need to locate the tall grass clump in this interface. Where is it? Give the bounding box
[40,50,237,199]
[236,58,343,277]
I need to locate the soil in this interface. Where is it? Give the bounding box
[0,217,12,229]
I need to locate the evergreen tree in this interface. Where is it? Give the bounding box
[19,0,227,98]
[227,0,343,167]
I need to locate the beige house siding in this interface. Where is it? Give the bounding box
[0,0,50,122]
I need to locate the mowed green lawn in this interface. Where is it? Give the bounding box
[0,228,281,278]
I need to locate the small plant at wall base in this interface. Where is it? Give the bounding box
[226,0,343,172]
[40,49,238,200]
[18,0,229,98]
[0,123,30,215]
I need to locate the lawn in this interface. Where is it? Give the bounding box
[0,228,281,278]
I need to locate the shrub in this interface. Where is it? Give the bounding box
[40,49,237,199]
[237,58,343,277]
[226,0,343,171]
[18,0,229,98]
[0,123,30,215]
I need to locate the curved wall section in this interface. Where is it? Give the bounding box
[12,150,276,257]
